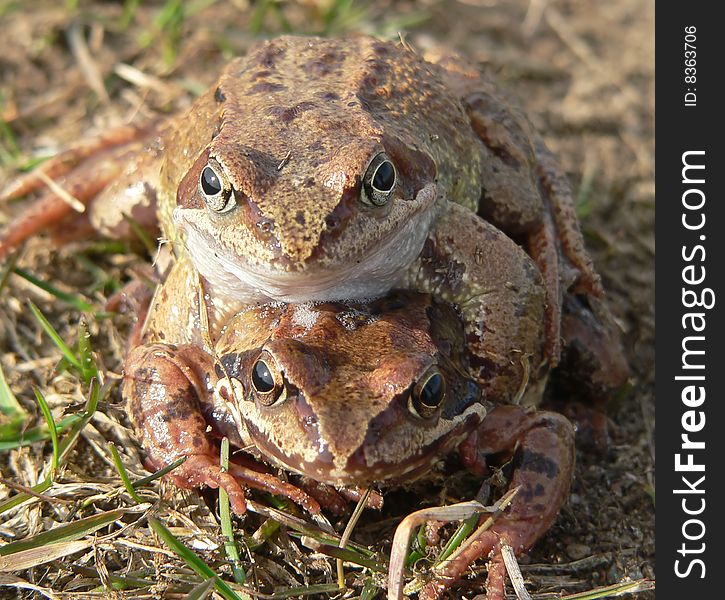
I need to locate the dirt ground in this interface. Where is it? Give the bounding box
[0,1,654,598]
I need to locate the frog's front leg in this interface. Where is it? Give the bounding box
[123,342,320,515]
[422,405,575,600]
[0,121,163,261]
[405,203,548,403]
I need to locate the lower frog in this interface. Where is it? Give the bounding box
[124,291,575,600]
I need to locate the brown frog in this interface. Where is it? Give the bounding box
[0,35,624,403]
[123,290,575,600]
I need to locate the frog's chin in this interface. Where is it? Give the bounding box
[175,190,437,304]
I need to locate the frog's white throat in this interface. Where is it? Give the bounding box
[175,199,437,304]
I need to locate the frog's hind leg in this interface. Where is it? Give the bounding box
[1,123,152,202]
[546,293,630,449]
[0,122,160,261]
[435,57,604,367]
[422,406,575,600]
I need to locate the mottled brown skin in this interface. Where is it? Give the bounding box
[0,36,625,394]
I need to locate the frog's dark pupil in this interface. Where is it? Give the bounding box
[420,373,444,407]
[252,360,275,393]
[372,161,395,192]
[201,166,222,196]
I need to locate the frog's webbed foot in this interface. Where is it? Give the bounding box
[422,406,575,600]
[0,121,161,261]
[124,342,321,516]
[406,204,548,403]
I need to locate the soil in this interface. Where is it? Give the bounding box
[0,1,654,598]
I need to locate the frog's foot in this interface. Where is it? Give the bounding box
[298,478,384,516]
[0,121,160,261]
[159,454,250,515]
[435,60,597,367]
[555,293,630,402]
[426,406,575,600]
[147,453,320,515]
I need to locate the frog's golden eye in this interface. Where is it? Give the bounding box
[361,152,397,206]
[199,161,236,213]
[409,368,446,419]
[251,354,285,406]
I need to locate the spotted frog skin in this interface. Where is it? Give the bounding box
[123,291,575,600]
[0,35,623,401]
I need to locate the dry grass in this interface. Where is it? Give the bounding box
[0,1,654,598]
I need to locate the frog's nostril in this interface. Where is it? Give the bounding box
[257,218,275,234]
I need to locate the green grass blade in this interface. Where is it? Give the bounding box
[32,388,58,474]
[301,537,385,572]
[121,212,157,255]
[560,579,655,599]
[219,438,246,584]
[265,583,344,599]
[28,301,82,370]
[0,248,20,296]
[0,250,25,439]
[109,442,144,504]
[0,358,104,515]
[57,377,102,463]
[0,356,28,441]
[77,318,99,385]
[435,512,480,564]
[16,269,95,312]
[0,413,83,449]
[359,578,381,600]
[0,508,124,556]
[0,478,52,514]
[148,516,250,600]
[184,577,217,600]
[77,567,155,591]
[131,456,186,488]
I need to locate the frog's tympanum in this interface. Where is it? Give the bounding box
[124,291,576,600]
[0,35,625,400]
[0,35,629,600]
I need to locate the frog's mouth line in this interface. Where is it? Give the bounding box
[175,184,438,303]
[243,408,482,487]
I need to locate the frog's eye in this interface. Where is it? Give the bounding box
[409,368,446,419]
[251,354,285,406]
[361,153,397,206]
[199,161,236,213]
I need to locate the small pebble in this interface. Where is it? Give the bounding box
[566,543,591,560]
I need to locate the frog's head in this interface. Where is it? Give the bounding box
[171,36,473,303]
[215,292,485,486]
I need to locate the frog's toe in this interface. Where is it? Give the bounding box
[167,454,249,514]
[297,478,383,516]
[227,463,321,515]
